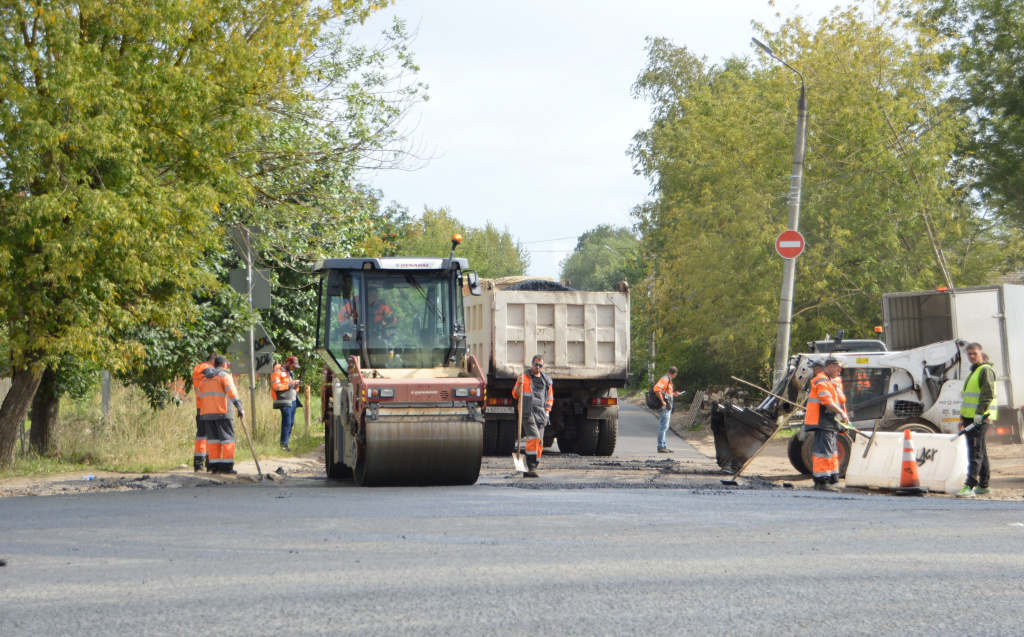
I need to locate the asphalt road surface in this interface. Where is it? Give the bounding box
[3,404,1024,636]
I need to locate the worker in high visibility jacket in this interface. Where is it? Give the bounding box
[804,356,849,492]
[956,343,997,498]
[196,356,244,475]
[337,287,395,327]
[653,366,683,453]
[191,353,216,472]
[271,356,302,451]
[512,354,554,478]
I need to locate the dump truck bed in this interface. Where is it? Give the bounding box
[465,282,630,382]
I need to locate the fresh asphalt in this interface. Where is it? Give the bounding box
[2,403,1024,636]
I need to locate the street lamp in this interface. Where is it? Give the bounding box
[753,37,808,385]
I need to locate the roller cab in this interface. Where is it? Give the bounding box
[313,252,486,486]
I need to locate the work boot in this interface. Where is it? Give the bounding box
[657,447,671,453]
[814,482,840,493]
[973,486,992,495]
[955,485,976,498]
[525,468,540,478]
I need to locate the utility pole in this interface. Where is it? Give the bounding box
[754,38,808,385]
[244,229,258,438]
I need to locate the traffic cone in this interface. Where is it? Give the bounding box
[894,429,929,495]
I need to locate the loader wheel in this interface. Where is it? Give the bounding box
[787,435,809,474]
[800,432,852,478]
[574,419,601,456]
[482,421,499,456]
[894,419,938,435]
[594,418,617,457]
[494,420,517,456]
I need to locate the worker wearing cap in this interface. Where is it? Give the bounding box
[197,356,244,474]
[653,366,683,453]
[956,342,997,498]
[191,353,216,472]
[271,355,302,451]
[804,357,850,492]
[512,354,553,478]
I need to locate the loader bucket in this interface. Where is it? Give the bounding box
[710,402,779,472]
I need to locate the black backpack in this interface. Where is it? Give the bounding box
[645,387,663,409]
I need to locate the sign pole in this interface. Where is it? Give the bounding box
[245,229,258,439]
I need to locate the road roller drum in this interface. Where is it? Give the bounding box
[354,417,482,486]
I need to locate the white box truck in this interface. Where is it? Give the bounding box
[465,279,630,456]
[882,284,1024,443]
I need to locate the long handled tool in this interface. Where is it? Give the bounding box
[236,413,263,481]
[730,375,873,441]
[511,390,527,473]
[950,422,976,441]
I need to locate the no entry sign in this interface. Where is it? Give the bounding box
[775,230,805,259]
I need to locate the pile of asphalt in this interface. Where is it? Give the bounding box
[502,280,575,292]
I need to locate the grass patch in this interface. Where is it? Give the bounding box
[2,381,325,479]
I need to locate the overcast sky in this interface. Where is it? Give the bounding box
[358,0,845,277]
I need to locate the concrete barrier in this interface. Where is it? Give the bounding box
[845,432,968,494]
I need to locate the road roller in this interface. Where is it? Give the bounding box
[313,237,486,486]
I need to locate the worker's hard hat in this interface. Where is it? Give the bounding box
[286,355,300,368]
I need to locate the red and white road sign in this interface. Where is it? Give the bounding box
[775,230,805,259]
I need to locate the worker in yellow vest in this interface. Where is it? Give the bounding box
[956,343,997,498]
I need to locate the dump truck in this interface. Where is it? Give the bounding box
[464,279,630,457]
[313,239,488,486]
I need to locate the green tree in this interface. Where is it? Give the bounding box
[923,0,1024,227]
[0,0,390,467]
[398,207,530,278]
[629,2,1010,391]
[559,225,640,291]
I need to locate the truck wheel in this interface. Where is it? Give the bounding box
[574,419,601,456]
[894,419,938,434]
[495,420,517,456]
[594,419,617,456]
[787,435,809,474]
[482,421,499,456]
[557,435,576,454]
[800,432,852,478]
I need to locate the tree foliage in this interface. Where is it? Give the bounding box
[558,225,639,291]
[923,0,1024,228]
[394,207,530,278]
[0,0,395,466]
[629,1,1011,390]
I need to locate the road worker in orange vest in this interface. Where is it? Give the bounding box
[653,366,683,453]
[270,356,302,451]
[805,356,849,492]
[196,356,245,475]
[512,354,554,478]
[191,353,216,472]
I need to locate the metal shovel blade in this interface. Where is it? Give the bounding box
[512,452,528,473]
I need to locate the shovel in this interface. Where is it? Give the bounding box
[511,390,528,473]
[237,412,264,481]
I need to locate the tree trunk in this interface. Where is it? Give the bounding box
[29,367,60,456]
[0,363,45,469]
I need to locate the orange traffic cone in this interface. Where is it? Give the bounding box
[894,429,929,495]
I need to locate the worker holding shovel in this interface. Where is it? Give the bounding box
[806,357,850,492]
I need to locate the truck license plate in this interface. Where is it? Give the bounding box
[487,406,515,414]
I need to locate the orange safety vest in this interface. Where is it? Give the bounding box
[337,298,394,325]
[805,371,837,426]
[653,375,674,406]
[512,372,554,409]
[851,368,870,391]
[197,369,241,420]
[192,362,212,408]
[270,364,293,400]
[833,376,846,407]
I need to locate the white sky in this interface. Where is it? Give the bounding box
[358,0,845,277]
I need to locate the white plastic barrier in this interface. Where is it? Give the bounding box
[845,432,968,494]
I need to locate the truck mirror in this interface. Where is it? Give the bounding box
[327,271,345,296]
[834,329,845,344]
[467,272,483,296]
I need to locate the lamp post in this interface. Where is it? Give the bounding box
[753,37,808,385]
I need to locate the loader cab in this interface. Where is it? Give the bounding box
[313,257,481,376]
